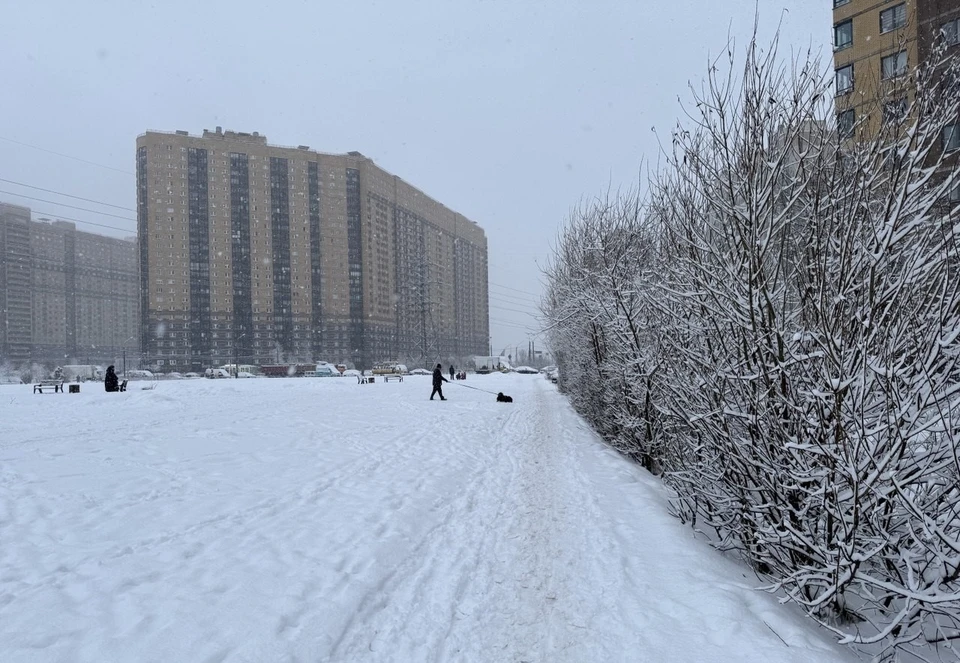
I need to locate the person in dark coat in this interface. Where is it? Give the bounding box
[104,365,119,392]
[431,363,448,401]
[449,365,455,381]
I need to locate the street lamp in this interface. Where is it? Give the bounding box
[234,333,246,378]
[122,336,136,377]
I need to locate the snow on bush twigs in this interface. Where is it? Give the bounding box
[544,31,960,661]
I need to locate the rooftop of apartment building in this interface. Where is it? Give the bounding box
[138,127,484,230]
[1,203,136,243]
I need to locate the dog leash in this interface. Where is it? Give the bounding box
[450,382,500,396]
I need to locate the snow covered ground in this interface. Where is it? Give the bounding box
[0,374,856,662]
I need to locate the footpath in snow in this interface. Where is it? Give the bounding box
[0,373,855,662]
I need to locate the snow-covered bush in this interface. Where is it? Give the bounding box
[544,191,666,470]
[544,34,960,659]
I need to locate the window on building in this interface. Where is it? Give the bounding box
[945,123,960,152]
[880,4,906,34]
[943,19,960,46]
[836,64,854,95]
[881,51,907,80]
[949,182,960,203]
[835,20,853,50]
[834,0,850,6]
[883,98,908,124]
[838,109,855,139]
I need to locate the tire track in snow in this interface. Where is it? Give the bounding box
[459,381,584,661]
[326,404,525,661]
[326,382,597,662]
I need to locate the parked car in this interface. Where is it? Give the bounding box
[408,368,431,376]
[372,360,403,375]
[204,368,231,379]
[184,372,201,379]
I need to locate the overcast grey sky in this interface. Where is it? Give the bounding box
[0,0,828,355]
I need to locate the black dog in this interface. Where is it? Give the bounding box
[496,392,513,403]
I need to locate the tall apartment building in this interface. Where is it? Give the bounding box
[0,202,139,367]
[136,128,489,372]
[833,0,960,138]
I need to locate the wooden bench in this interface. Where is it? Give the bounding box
[383,375,403,383]
[33,379,64,394]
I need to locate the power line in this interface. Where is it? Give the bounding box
[489,299,538,314]
[490,280,539,294]
[491,322,543,336]
[0,136,134,176]
[488,291,541,307]
[490,303,542,316]
[30,210,135,235]
[0,190,137,222]
[0,178,135,211]
[489,291,541,307]
[490,316,540,330]
[489,281,541,299]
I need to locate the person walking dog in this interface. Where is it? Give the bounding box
[431,364,449,401]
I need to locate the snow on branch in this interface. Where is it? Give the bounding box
[543,32,960,660]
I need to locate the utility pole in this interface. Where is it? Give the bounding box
[402,253,445,367]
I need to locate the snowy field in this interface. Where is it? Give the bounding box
[0,373,856,662]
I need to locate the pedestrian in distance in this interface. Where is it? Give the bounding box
[449,364,455,381]
[104,365,119,393]
[431,363,449,401]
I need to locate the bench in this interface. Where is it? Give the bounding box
[33,379,64,394]
[383,375,403,383]
[357,376,375,384]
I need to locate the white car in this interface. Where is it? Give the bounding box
[408,368,431,376]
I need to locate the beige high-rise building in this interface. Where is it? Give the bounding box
[136,128,489,372]
[0,202,139,368]
[832,0,960,139]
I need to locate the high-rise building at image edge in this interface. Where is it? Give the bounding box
[832,0,960,203]
[832,0,960,140]
[136,128,489,372]
[0,202,139,368]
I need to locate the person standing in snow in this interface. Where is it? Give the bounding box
[431,363,448,401]
[449,364,455,381]
[104,365,119,392]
